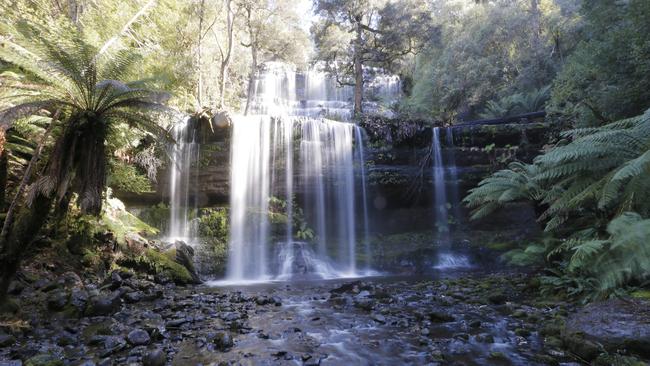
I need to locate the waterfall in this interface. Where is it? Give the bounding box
[226,116,369,282]
[446,127,462,225]
[432,127,450,241]
[355,126,371,270]
[432,127,470,269]
[167,117,199,243]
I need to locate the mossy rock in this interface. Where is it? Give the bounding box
[0,297,20,314]
[82,322,113,342]
[118,248,194,285]
[630,290,650,300]
[25,354,64,366]
[485,242,516,251]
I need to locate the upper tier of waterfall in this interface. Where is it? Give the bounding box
[246,62,401,120]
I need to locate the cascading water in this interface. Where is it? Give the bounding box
[167,117,199,243]
[432,127,450,240]
[432,127,470,269]
[226,116,370,282]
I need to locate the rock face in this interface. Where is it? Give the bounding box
[565,298,650,358]
[174,241,201,284]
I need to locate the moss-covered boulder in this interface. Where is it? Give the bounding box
[118,248,197,285]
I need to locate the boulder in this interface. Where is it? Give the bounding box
[565,298,650,358]
[85,291,122,316]
[143,348,166,366]
[127,328,150,346]
[174,241,201,284]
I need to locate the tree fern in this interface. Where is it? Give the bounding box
[463,161,541,219]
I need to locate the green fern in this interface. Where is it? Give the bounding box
[463,161,541,220]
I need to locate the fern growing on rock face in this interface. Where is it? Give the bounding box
[463,161,542,220]
[465,108,650,296]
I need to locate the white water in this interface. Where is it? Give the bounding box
[432,127,470,268]
[226,115,372,282]
[167,117,199,243]
[245,62,401,120]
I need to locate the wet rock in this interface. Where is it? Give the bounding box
[353,298,374,311]
[85,291,122,316]
[60,271,83,288]
[563,334,600,362]
[371,314,387,324]
[165,318,189,328]
[565,298,650,358]
[175,242,201,284]
[127,329,150,346]
[25,354,64,366]
[70,289,89,314]
[330,281,360,294]
[428,311,454,323]
[106,272,123,290]
[101,336,127,357]
[213,331,234,351]
[514,328,531,337]
[7,280,24,295]
[123,291,143,304]
[272,296,282,306]
[475,333,494,343]
[255,296,272,305]
[142,348,166,366]
[0,332,16,347]
[56,331,76,347]
[487,291,507,305]
[46,290,68,311]
[468,320,481,328]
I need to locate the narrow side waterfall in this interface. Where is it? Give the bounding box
[432,127,450,240]
[226,116,371,282]
[167,117,199,242]
[432,127,470,269]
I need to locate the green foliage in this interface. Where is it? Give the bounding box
[0,12,173,215]
[135,203,170,231]
[466,109,650,296]
[401,1,579,120]
[120,248,194,284]
[108,159,153,194]
[535,110,650,231]
[550,213,650,295]
[197,207,229,239]
[268,196,315,242]
[478,86,550,119]
[464,162,542,220]
[548,0,650,127]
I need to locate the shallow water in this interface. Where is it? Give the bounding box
[198,272,549,365]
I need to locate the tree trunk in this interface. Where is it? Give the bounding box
[353,22,364,115]
[197,0,206,108]
[244,45,258,116]
[218,0,234,109]
[0,192,53,302]
[0,129,6,210]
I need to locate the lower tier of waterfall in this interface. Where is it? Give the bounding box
[227,115,371,282]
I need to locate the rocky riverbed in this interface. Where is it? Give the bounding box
[1,269,649,365]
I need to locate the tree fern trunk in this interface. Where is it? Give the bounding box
[0,192,53,302]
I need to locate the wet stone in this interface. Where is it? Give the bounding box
[142,348,166,366]
[213,331,234,351]
[0,332,16,347]
[46,290,68,311]
[127,329,151,346]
